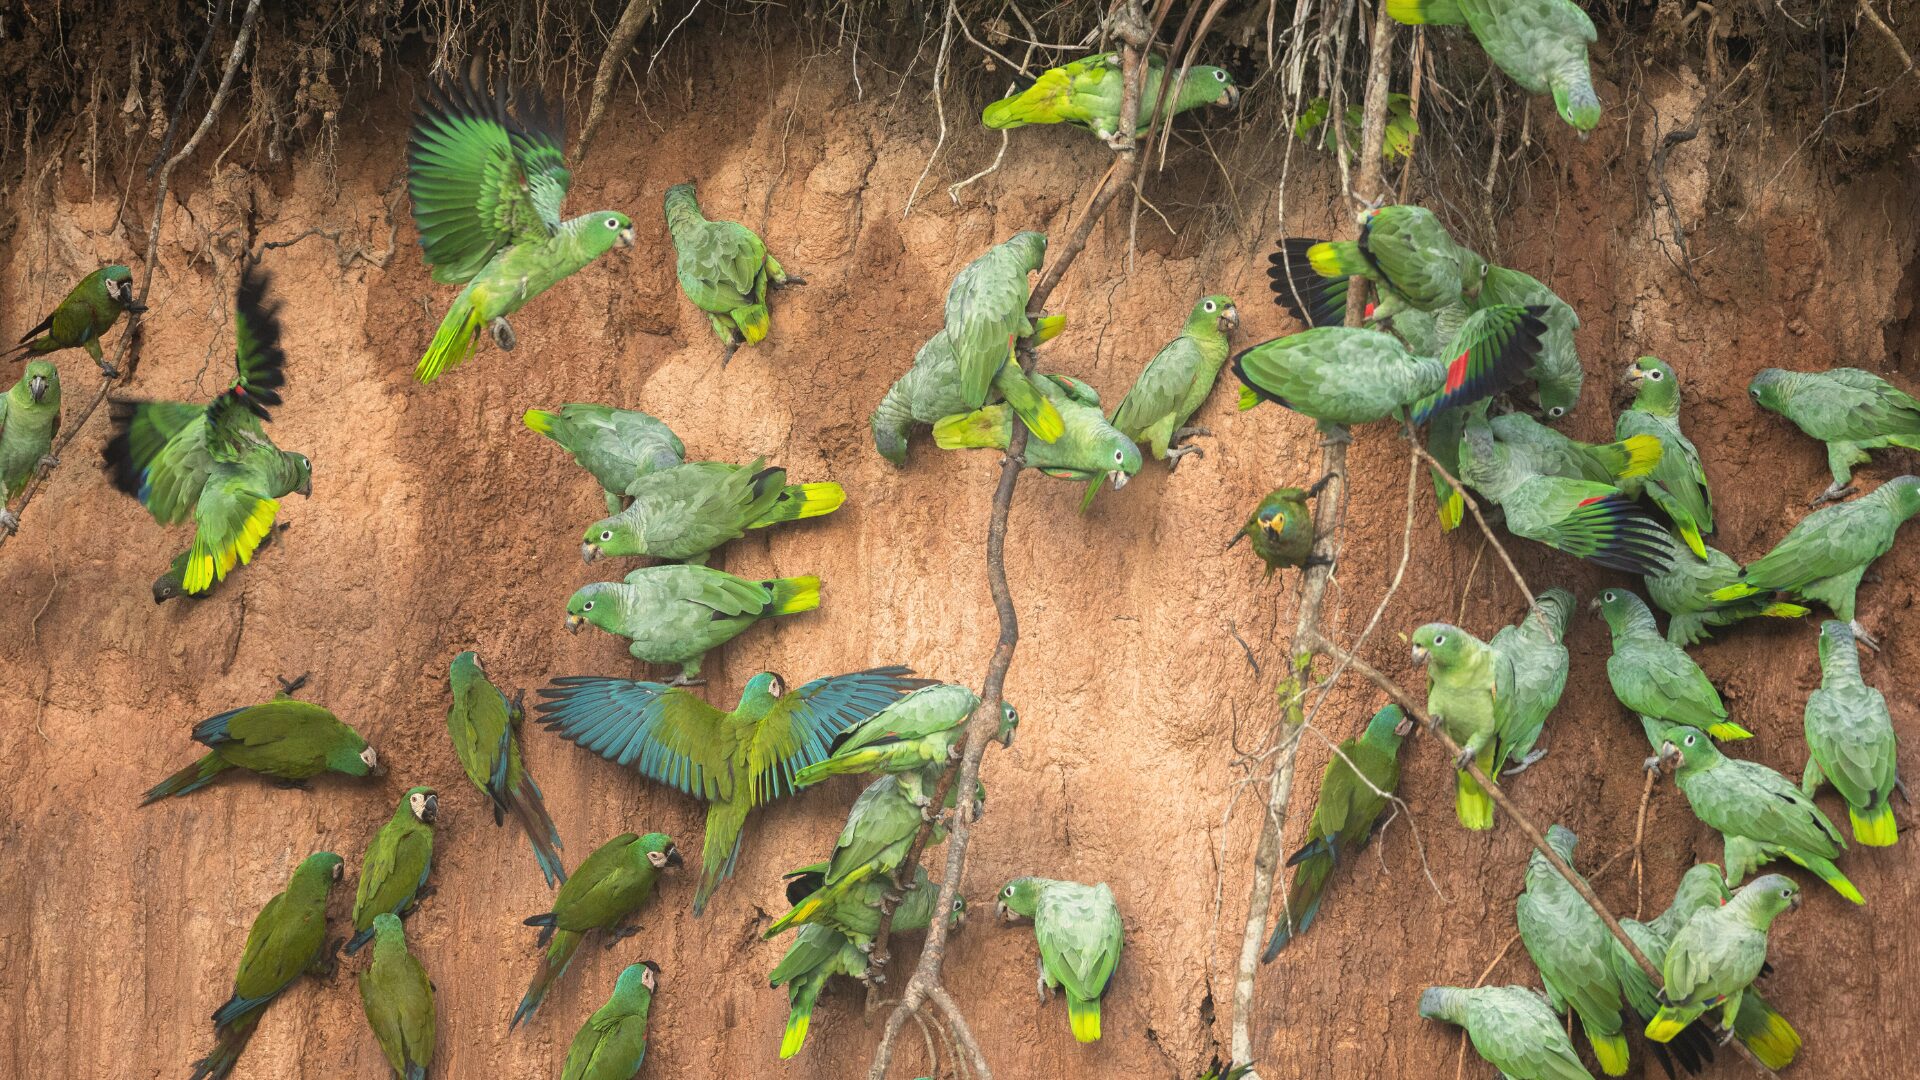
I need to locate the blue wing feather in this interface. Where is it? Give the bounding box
[535,676,725,800]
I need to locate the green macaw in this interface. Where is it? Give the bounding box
[1658,725,1862,903]
[1645,875,1800,1043]
[1083,295,1239,506]
[143,684,378,804]
[1516,825,1631,1076]
[189,852,344,1080]
[348,787,438,956]
[1801,620,1900,846]
[1413,621,1511,830]
[1643,530,1808,647]
[564,565,822,684]
[934,371,1141,485]
[939,232,1066,442]
[1710,474,1920,648]
[1388,0,1602,131]
[0,359,61,532]
[981,51,1240,146]
[1490,587,1573,776]
[794,684,1018,797]
[1289,205,1489,319]
[1749,366,1920,504]
[1618,358,1714,558]
[406,69,634,382]
[1488,412,1662,485]
[1261,704,1410,959]
[1418,985,1596,1080]
[664,181,800,362]
[537,667,929,913]
[870,316,1068,464]
[561,962,658,1080]
[103,265,310,595]
[446,651,567,887]
[997,877,1124,1043]
[6,264,144,374]
[1227,480,1329,578]
[523,404,685,515]
[1479,266,1582,418]
[358,914,436,1080]
[512,832,680,1028]
[578,458,844,564]
[1593,588,1752,747]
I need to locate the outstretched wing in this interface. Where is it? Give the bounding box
[746,667,933,805]
[103,400,211,524]
[205,265,289,455]
[536,677,732,801]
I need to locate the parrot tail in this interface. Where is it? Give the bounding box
[1455,769,1494,831]
[1429,465,1464,531]
[1645,1004,1706,1044]
[1587,1029,1631,1076]
[1029,313,1068,344]
[1709,581,1760,603]
[1794,854,1864,904]
[1305,240,1369,279]
[792,749,876,788]
[762,576,821,617]
[1553,75,1604,133]
[141,752,232,805]
[932,407,1011,451]
[1269,238,1349,328]
[1409,305,1548,424]
[1595,434,1664,481]
[1066,993,1103,1043]
[980,97,1029,129]
[1704,719,1754,741]
[416,293,484,383]
[510,780,568,887]
[344,925,376,955]
[993,365,1066,444]
[1850,797,1898,847]
[511,928,581,1029]
[521,408,559,438]
[765,862,877,938]
[188,1013,261,1080]
[1548,494,1674,575]
[1385,0,1467,24]
[752,482,847,527]
[1646,481,1708,558]
[1262,837,1335,960]
[730,303,771,345]
[781,979,825,1058]
[184,499,280,594]
[1735,992,1802,1070]
[981,70,1071,128]
[1759,600,1809,620]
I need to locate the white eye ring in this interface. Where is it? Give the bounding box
[1685,734,1697,746]
[1649,370,1664,380]
[600,530,613,541]
[1214,70,1227,81]
[1204,300,1218,312]
[582,600,595,612]
[1114,451,1124,463]
[605,217,620,229]
[1002,886,1015,897]
[1547,406,1566,417]
[1433,633,1446,645]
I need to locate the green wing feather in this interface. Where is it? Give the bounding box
[536,678,734,801]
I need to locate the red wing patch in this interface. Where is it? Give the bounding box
[1577,495,1606,507]
[1444,351,1470,395]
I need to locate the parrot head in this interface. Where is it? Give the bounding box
[1530,587,1577,644]
[613,960,660,1004]
[101,264,146,312]
[287,453,313,498]
[995,877,1044,921]
[946,894,969,928]
[1192,295,1239,337]
[23,360,57,404]
[405,786,438,824]
[1094,431,1143,491]
[586,211,637,254]
[635,833,683,870]
[1197,66,1240,108]
[994,702,1020,747]
[565,583,623,634]
[1543,823,1578,862]
[1409,622,1468,668]
[1739,874,1802,920]
[1657,726,1718,772]
[1747,368,1790,412]
[1879,474,1920,517]
[371,912,407,944]
[740,672,789,712]
[1363,703,1415,744]
[323,731,379,776]
[1536,380,1577,422]
[581,513,641,563]
[152,571,184,605]
[1588,588,1649,633]
[298,851,346,887]
[450,649,483,681]
[1625,356,1679,405]
[1004,231,1049,273]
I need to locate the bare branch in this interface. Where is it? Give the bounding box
[576,0,665,159]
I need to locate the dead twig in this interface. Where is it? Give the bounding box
[576,0,665,158]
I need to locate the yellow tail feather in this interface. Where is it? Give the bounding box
[1030,314,1067,344]
[1617,434,1664,479]
[1710,582,1759,602]
[1760,601,1808,619]
[1590,1031,1631,1077]
[765,576,821,617]
[1644,1008,1696,1043]
[786,483,845,520]
[417,297,483,383]
[1741,1008,1802,1069]
[779,1013,811,1059]
[1306,241,1357,278]
[1067,995,1102,1043]
[522,408,557,436]
[184,499,280,594]
[1706,720,1753,741]
[1851,802,1898,847]
[1455,771,1494,831]
[1678,522,1708,559]
[1438,490,1464,531]
[732,304,771,345]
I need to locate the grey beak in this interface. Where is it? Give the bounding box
[618,227,636,248]
[28,376,48,403]
[581,542,601,564]
[1411,645,1429,664]
[1108,471,1130,491]
[422,795,439,822]
[565,614,586,633]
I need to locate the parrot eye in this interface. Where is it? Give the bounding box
[600,530,614,541]
[1779,887,1793,898]
[1113,450,1124,463]
[1603,591,1615,602]
[648,850,668,868]
[1750,387,1761,398]
[1649,370,1664,380]
[1684,734,1697,746]
[1547,406,1566,418]
[1213,70,1227,81]
[1204,300,1218,313]
[582,600,595,612]
[1002,885,1015,897]
[605,217,620,229]
[1432,633,1446,645]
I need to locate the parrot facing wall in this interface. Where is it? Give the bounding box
[664,181,801,363]
[998,877,1124,1043]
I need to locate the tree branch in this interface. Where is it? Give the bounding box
[576,0,665,159]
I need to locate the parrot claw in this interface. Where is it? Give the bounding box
[1503,747,1548,776]
[95,358,120,378]
[664,673,707,688]
[277,673,311,696]
[1450,746,1476,771]
[1811,482,1855,506]
[1717,1026,1737,1046]
[1173,425,1213,441]
[36,453,59,473]
[0,509,17,534]
[414,884,438,901]
[1896,776,1911,804]
[489,317,516,352]
[1166,444,1205,471]
[1849,619,1883,652]
[719,340,739,368]
[776,273,807,287]
[1643,754,1665,775]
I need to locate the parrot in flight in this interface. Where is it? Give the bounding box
[578,458,844,565]
[1387,0,1603,132]
[523,404,685,515]
[663,181,801,363]
[7,264,144,374]
[1418,984,1597,1080]
[537,667,929,913]
[405,66,634,382]
[981,51,1240,147]
[1800,620,1900,846]
[1489,587,1573,776]
[512,832,679,1028]
[1645,875,1800,1044]
[934,371,1141,486]
[1749,366,1920,504]
[358,914,436,1080]
[446,651,566,887]
[1618,358,1714,558]
[1413,621,1511,830]
[561,962,659,1080]
[1227,478,1331,578]
[564,564,821,685]
[1515,825,1632,1075]
[103,264,310,595]
[151,526,287,605]
[794,683,1017,796]
[997,877,1124,1043]
[0,359,61,533]
[1262,703,1410,958]
[1643,530,1807,647]
[347,787,438,955]
[939,232,1067,442]
[870,315,1067,464]
[143,680,378,804]
[1083,295,1239,506]
[1593,588,1752,746]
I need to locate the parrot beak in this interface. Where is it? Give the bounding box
[1219,306,1240,334]
[1410,645,1429,664]
[1658,741,1680,769]
[421,794,439,823]
[1623,363,1645,385]
[1587,596,1603,614]
[125,295,149,313]
[995,899,1011,921]
[581,542,602,564]
[665,845,685,868]
[565,613,586,634]
[1107,470,1130,491]
[28,375,48,403]
[1393,714,1416,737]
[1220,84,1243,108]
[297,476,312,498]
[618,226,636,248]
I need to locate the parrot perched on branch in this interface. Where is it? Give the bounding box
[664,181,801,363]
[578,458,844,565]
[561,962,659,1080]
[1418,984,1596,1080]
[347,787,438,955]
[942,232,1068,441]
[1227,479,1331,579]
[1749,366,1920,504]
[1800,620,1900,846]
[512,832,679,1028]
[981,51,1240,147]
[0,359,61,533]
[143,682,378,804]
[794,683,1017,797]
[1645,875,1800,1044]
[357,914,436,1080]
[523,404,685,515]
[1642,530,1808,647]
[870,316,1067,464]
[998,877,1124,1043]
[1413,621,1512,830]
[446,651,567,887]
[6,264,144,374]
[564,565,822,685]
[934,372,1141,486]
[1489,587,1573,776]
[1618,358,1714,558]
[1593,588,1752,746]
[1387,0,1603,132]
[1083,295,1239,506]
[1516,825,1632,1076]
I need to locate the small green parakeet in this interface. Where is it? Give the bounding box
[1488,412,1661,485]
[1645,875,1800,1043]
[447,651,566,887]
[561,962,659,1080]
[1262,704,1410,958]
[934,371,1141,485]
[1749,366,1920,504]
[524,404,685,515]
[997,877,1124,1043]
[1418,985,1596,1080]
[1593,588,1752,745]
[1801,620,1900,846]
[1516,825,1632,1075]
[143,684,378,804]
[512,832,680,1028]
[939,232,1066,442]
[664,181,800,362]
[764,769,965,938]
[1083,295,1239,505]
[1643,530,1808,647]
[1387,0,1602,131]
[347,787,438,955]
[358,914,436,1080]
[981,51,1240,146]
[6,264,144,374]
[538,667,929,913]
[870,316,1067,464]
[578,458,844,564]
[1227,479,1329,578]
[0,359,61,532]
[794,684,1017,795]
[1490,587,1573,776]
[190,852,344,1080]
[564,564,822,684]
[1618,358,1714,558]
[1412,621,1512,830]
[406,70,634,382]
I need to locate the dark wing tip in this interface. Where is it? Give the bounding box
[102,398,145,497]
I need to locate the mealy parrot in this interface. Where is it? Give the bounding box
[1515,825,1632,1075]
[1644,875,1800,1043]
[1412,621,1512,830]
[933,371,1141,485]
[1643,530,1808,647]
[663,181,800,362]
[358,914,436,1080]
[1082,295,1239,506]
[1261,703,1411,958]
[537,667,930,913]
[446,651,567,887]
[189,852,344,1080]
[406,68,634,382]
[870,315,1067,464]
[793,683,1018,797]
[577,458,844,565]
[1618,358,1714,558]
[0,359,61,532]
[563,565,822,684]
[1489,587,1573,776]
[512,832,680,1028]
[1593,588,1752,746]
[1801,620,1900,846]
[347,787,438,955]
[1418,985,1596,1080]
[561,962,659,1080]
[143,683,378,804]
[938,232,1066,442]
[1749,366,1920,504]
[103,265,310,595]
[1488,412,1661,485]
[523,404,685,515]
[1479,265,1582,418]
[997,877,1124,1043]
[981,51,1241,147]
[6,264,144,374]
[1285,205,1489,320]
[1387,0,1603,132]
[1658,725,1862,903]
[1227,479,1330,578]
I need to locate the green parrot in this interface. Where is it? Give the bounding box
[6,264,144,374]
[1422,399,1477,531]
[1198,1059,1255,1080]
[1801,620,1900,846]
[0,359,61,532]
[577,458,844,565]
[1388,0,1602,131]
[997,877,1124,1043]
[358,914,436,1080]
[1082,295,1239,506]
[561,962,659,1080]
[446,651,567,887]
[933,371,1141,485]
[1488,412,1661,486]
[564,564,821,684]
[664,181,800,362]
[1489,587,1574,776]
[981,51,1240,146]
[143,683,378,804]
[939,232,1067,442]
[1515,825,1631,1076]
[406,69,634,383]
[1749,366,1920,504]
[523,404,685,515]
[512,832,680,1028]
[1645,875,1801,1043]
[538,667,929,913]
[1593,588,1752,746]
[1618,358,1714,558]
[347,787,438,955]
[1709,474,1920,648]
[103,265,310,595]
[1289,205,1489,319]
[1412,621,1512,830]
[1479,266,1582,418]
[794,683,1018,796]
[1658,725,1862,903]
[189,852,344,1080]
[151,525,287,604]
[1643,529,1808,647]
[1418,985,1596,1080]
[1261,703,1411,958]
[870,316,1068,465]
[1227,479,1329,578]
